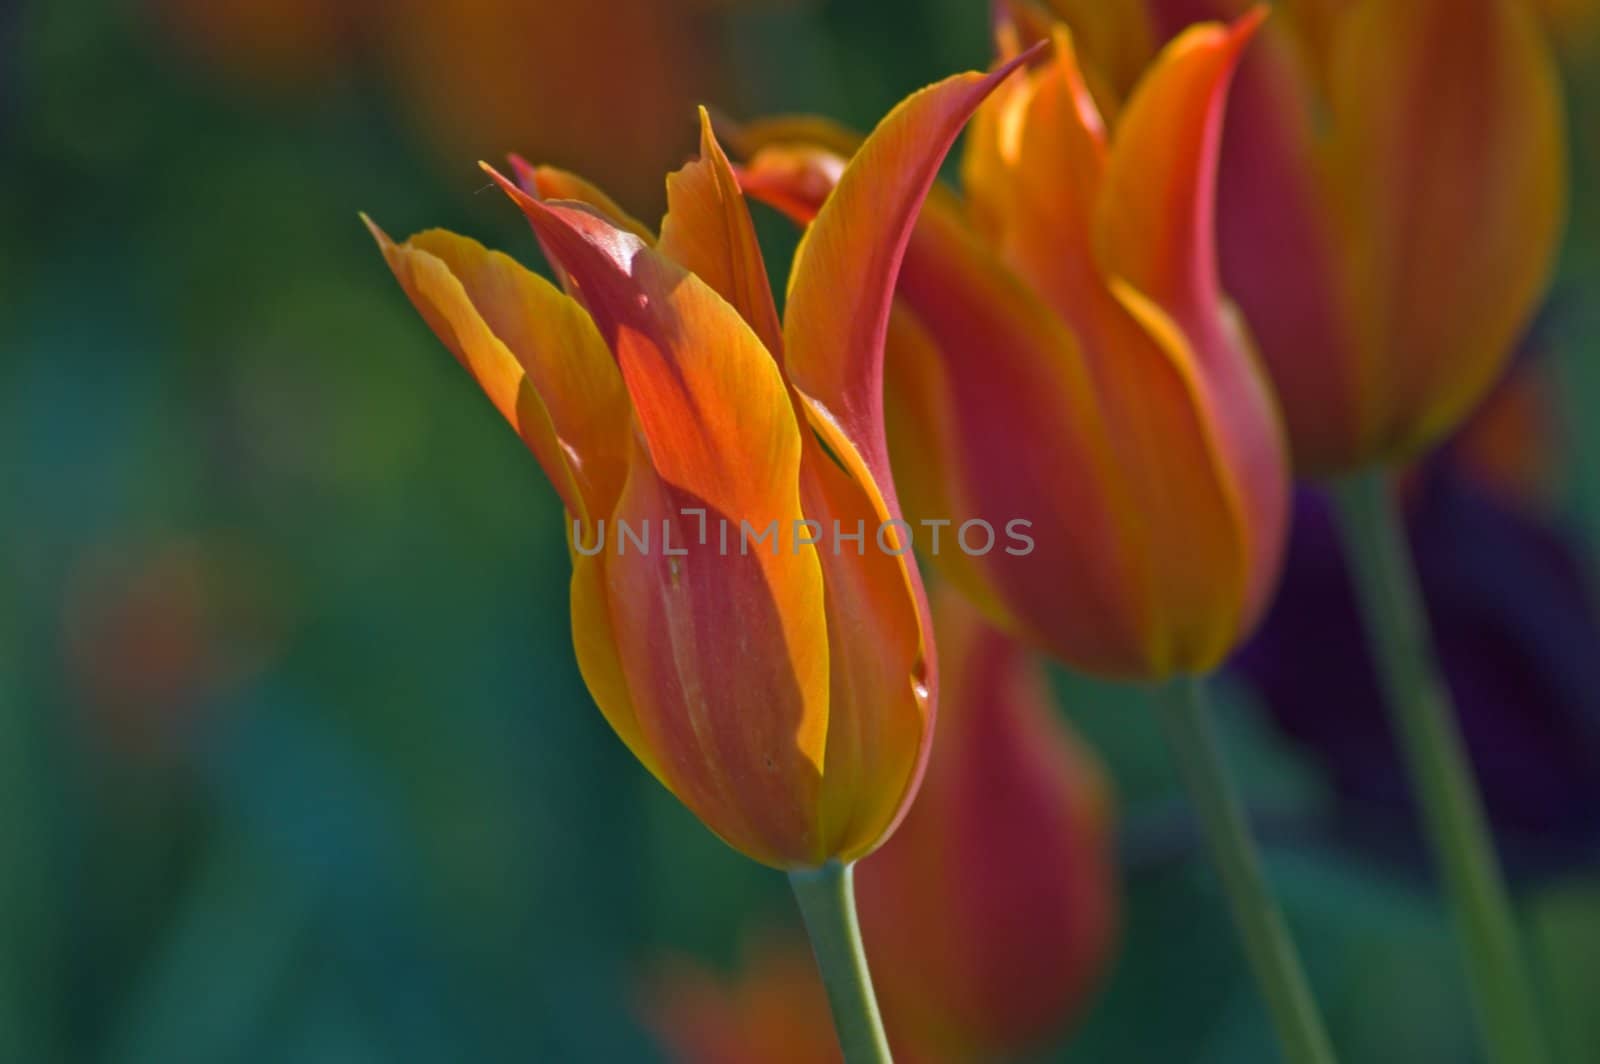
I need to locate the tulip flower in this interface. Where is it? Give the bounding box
[1123,6,1568,1060]
[854,588,1118,1060]
[366,58,1033,1063]
[737,14,1339,1063]
[740,11,1289,682]
[1127,0,1568,476]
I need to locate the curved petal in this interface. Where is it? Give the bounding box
[1095,9,1290,640]
[781,51,1038,506]
[659,108,784,355]
[363,217,629,525]
[1094,9,1264,331]
[1208,7,1361,474]
[961,25,1110,339]
[796,429,930,860]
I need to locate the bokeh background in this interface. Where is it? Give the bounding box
[4,1,1599,1061]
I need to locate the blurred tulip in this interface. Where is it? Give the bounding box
[62,537,285,761]
[854,589,1118,1060]
[1135,0,1568,476]
[740,10,1289,679]
[644,937,858,1064]
[379,0,733,211]
[365,62,1032,869]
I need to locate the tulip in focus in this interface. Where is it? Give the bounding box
[740,9,1289,679]
[854,589,1118,1061]
[1136,0,1568,475]
[363,63,1032,869]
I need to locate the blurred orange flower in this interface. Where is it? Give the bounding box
[366,61,1030,868]
[643,937,857,1064]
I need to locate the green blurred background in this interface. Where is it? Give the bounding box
[3,1,1598,1061]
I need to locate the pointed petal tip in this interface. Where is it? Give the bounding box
[1234,4,1270,42]
[1003,36,1051,74]
[358,211,388,246]
[480,160,540,212]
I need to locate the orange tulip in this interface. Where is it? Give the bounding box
[363,61,1033,869]
[1134,0,1568,475]
[854,588,1118,1060]
[740,11,1289,679]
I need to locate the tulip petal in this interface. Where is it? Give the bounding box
[1094,9,1263,333]
[781,52,1036,505]
[487,170,833,866]
[1328,0,1566,460]
[1206,7,1360,474]
[797,429,930,860]
[658,108,784,355]
[363,217,629,525]
[889,201,1157,674]
[1096,10,1290,654]
[961,25,1110,334]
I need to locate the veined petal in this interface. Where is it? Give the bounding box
[486,170,833,866]
[363,217,629,525]
[604,439,828,867]
[1328,0,1566,463]
[659,108,784,355]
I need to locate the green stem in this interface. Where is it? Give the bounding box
[1332,471,1550,1064]
[789,861,893,1064]
[1154,676,1337,1064]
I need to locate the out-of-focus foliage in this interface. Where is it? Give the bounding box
[3,2,1598,1062]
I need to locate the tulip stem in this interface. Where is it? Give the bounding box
[1332,471,1550,1064]
[1154,676,1337,1064]
[789,860,893,1064]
